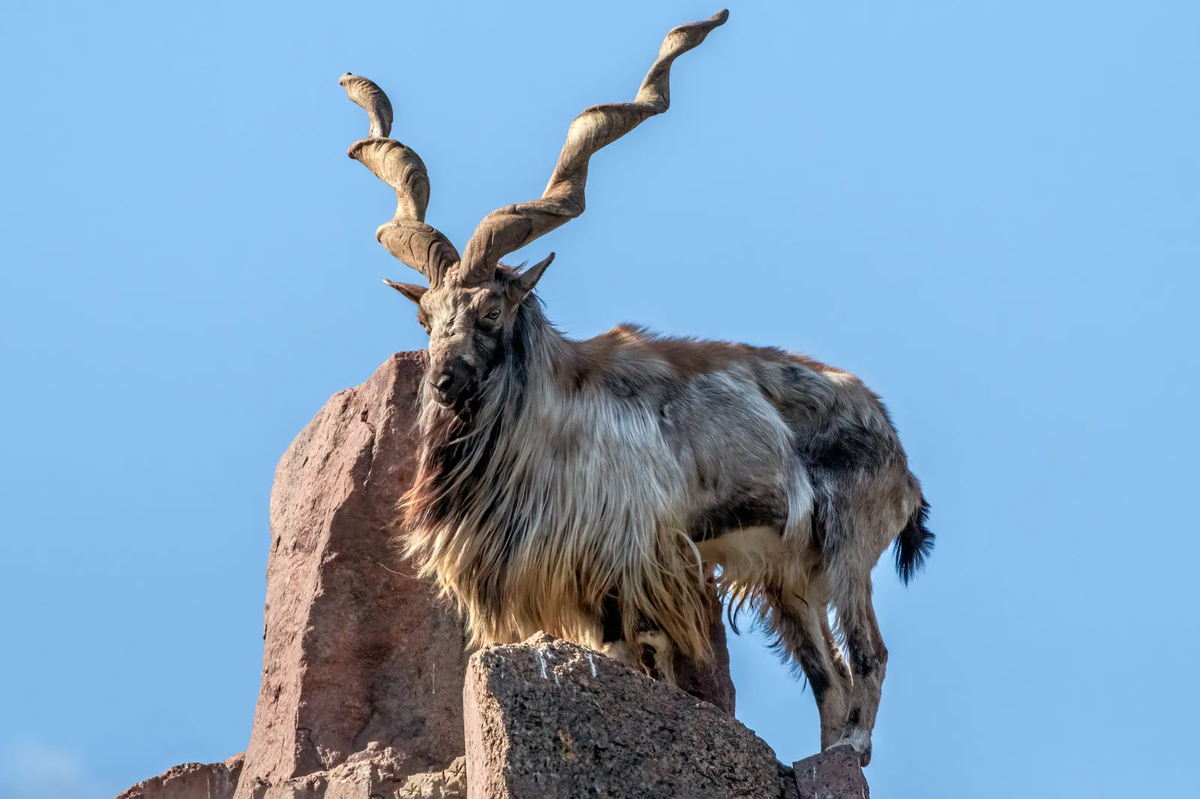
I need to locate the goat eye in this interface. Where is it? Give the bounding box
[485,309,501,320]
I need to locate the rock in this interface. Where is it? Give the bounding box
[776,761,801,799]
[791,746,870,798]
[239,747,466,799]
[123,747,466,799]
[394,755,467,799]
[463,634,781,799]
[236,353,470,797]
[116,754,243,799]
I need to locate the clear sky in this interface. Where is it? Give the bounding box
[1,1,1197,797]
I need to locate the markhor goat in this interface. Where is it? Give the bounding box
[340,9,932,764]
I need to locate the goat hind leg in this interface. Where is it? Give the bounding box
[830,577,888,766]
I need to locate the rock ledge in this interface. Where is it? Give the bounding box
[464,634,788,799]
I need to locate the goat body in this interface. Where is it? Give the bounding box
[403,294,931,762]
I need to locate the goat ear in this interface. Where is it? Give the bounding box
[384,279,427,306]
[514,253,556,299]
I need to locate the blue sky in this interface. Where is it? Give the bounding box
[1,1,1197,797]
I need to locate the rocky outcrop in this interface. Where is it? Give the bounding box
[791,746,870,798]
[117,352,868,798]
[464,634,781,799]
[117,754,243,799]
[245,748,466,799]
[235,352,469,797]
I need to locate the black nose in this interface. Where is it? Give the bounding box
[430,357,473,405]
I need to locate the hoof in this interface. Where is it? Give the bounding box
[831,727,872,766]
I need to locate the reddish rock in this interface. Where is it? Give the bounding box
[117,754,243,799]
[254,747,466,799]
[777,762,802,799]
[119,749,465,799]
[235,353,470,797]
[464,634,779,799]
[792,746,870,798]
[391,755,467,799]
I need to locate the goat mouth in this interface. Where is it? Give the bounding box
[427,384,455,408]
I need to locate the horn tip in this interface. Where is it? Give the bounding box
[713,9,729,24]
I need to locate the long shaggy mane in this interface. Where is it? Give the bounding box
[399,293,713,659]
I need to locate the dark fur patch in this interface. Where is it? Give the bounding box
[639,644,658,675]
[689,491,788,542]
[846,631,880,679]
[601,594,623,644]
[757,360,838,423]
[795,634,832,703]
[804,422,890,473]
[893,497,934,584]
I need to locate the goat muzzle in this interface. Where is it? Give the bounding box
[430,356,475,408]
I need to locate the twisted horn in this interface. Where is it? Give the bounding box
[455,9,728,285]
[340,73,460,285]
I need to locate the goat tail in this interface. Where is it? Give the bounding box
[893,497,933,585]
